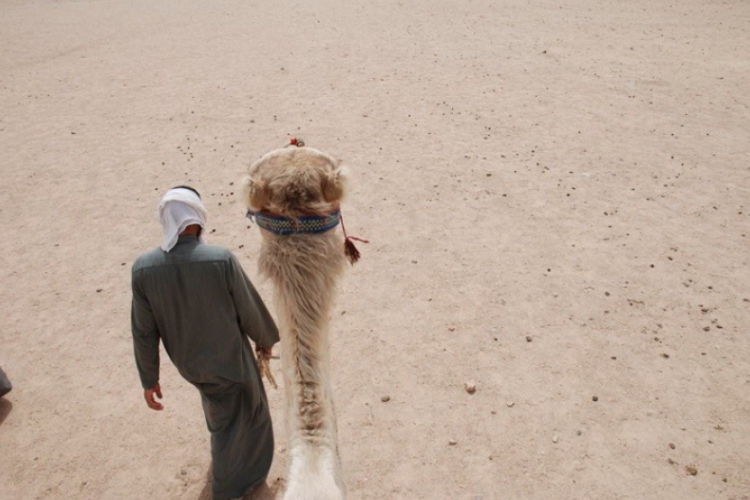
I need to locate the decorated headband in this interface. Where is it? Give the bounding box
[246,138,368,264]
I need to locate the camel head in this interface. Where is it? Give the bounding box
[242,146,347,218]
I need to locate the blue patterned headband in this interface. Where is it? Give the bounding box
[246,209,341,236]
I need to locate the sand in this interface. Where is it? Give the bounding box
[1,0,749,499]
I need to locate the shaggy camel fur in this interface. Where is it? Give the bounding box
[242,145,349,500]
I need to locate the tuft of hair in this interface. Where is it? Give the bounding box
[241,147,347,216]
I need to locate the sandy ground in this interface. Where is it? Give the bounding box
[1,0,749,499]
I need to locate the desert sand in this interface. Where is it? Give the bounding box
[1,0,749,499]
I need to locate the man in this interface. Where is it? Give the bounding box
[131,186,279,500]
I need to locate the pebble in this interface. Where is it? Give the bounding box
[552,435,559,444]
[685,465,698,476]
[464,382,476,394]
[592,395,599,402]
[380,395,390,403]
[526,336,533,342]
[506,401,515,408]
[669,443,676,450]
[448,440,457,446]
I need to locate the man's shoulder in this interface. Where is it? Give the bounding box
[191,243,235,262]
[133,243,235,271]
[133,247,167,272]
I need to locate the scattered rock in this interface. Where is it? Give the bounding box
[448,439,457,446]
[526,336,533,342]
[506,401,515,408]
[380,395,390,403]
[552,435,559,444]
[96,289,103,293]
[685,465,698,476]
[669,443,676,450]
[592,395,599,402]
[464,382,477,394]
[662,353,670,359]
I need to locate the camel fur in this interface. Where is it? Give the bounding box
[241,146,348,500]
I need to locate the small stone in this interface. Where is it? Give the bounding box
[448,440,457,446]
[526,336,533,342]
[592,395,599,402]
[662,353,670,359]
[180,470,187,476]
[576,430,582,436]
[685,465,698,476]
[669,443,676,450]
[667,458,676,465]
[552,435,559,444]
[464,382,477,394]
[380,395,390,403]
[96,289,103,293]
[506,401,515,408]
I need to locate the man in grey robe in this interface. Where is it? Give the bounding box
[131,186,279,500]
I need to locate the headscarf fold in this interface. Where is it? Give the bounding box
[158,188,207,252]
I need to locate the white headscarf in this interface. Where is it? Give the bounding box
[158,188,208,252]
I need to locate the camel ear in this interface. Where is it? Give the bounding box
[241,175,270,210]
[322,165,347,203]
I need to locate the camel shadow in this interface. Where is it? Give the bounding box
[196,465,281,500]
[0,399,13,427]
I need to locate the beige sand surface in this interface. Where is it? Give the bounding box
[1,0,749,499]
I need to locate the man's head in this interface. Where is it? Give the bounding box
[170,185,201,199]
[158,186,207,252]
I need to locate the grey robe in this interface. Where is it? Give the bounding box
[131,235,279,500]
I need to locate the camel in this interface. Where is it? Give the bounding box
[241,142,360,500]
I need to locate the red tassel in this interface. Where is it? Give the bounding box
[340,212,368,265]
[344,238,361,265]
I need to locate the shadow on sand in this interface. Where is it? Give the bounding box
[0,398,12,426]
[196,464,280,500]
